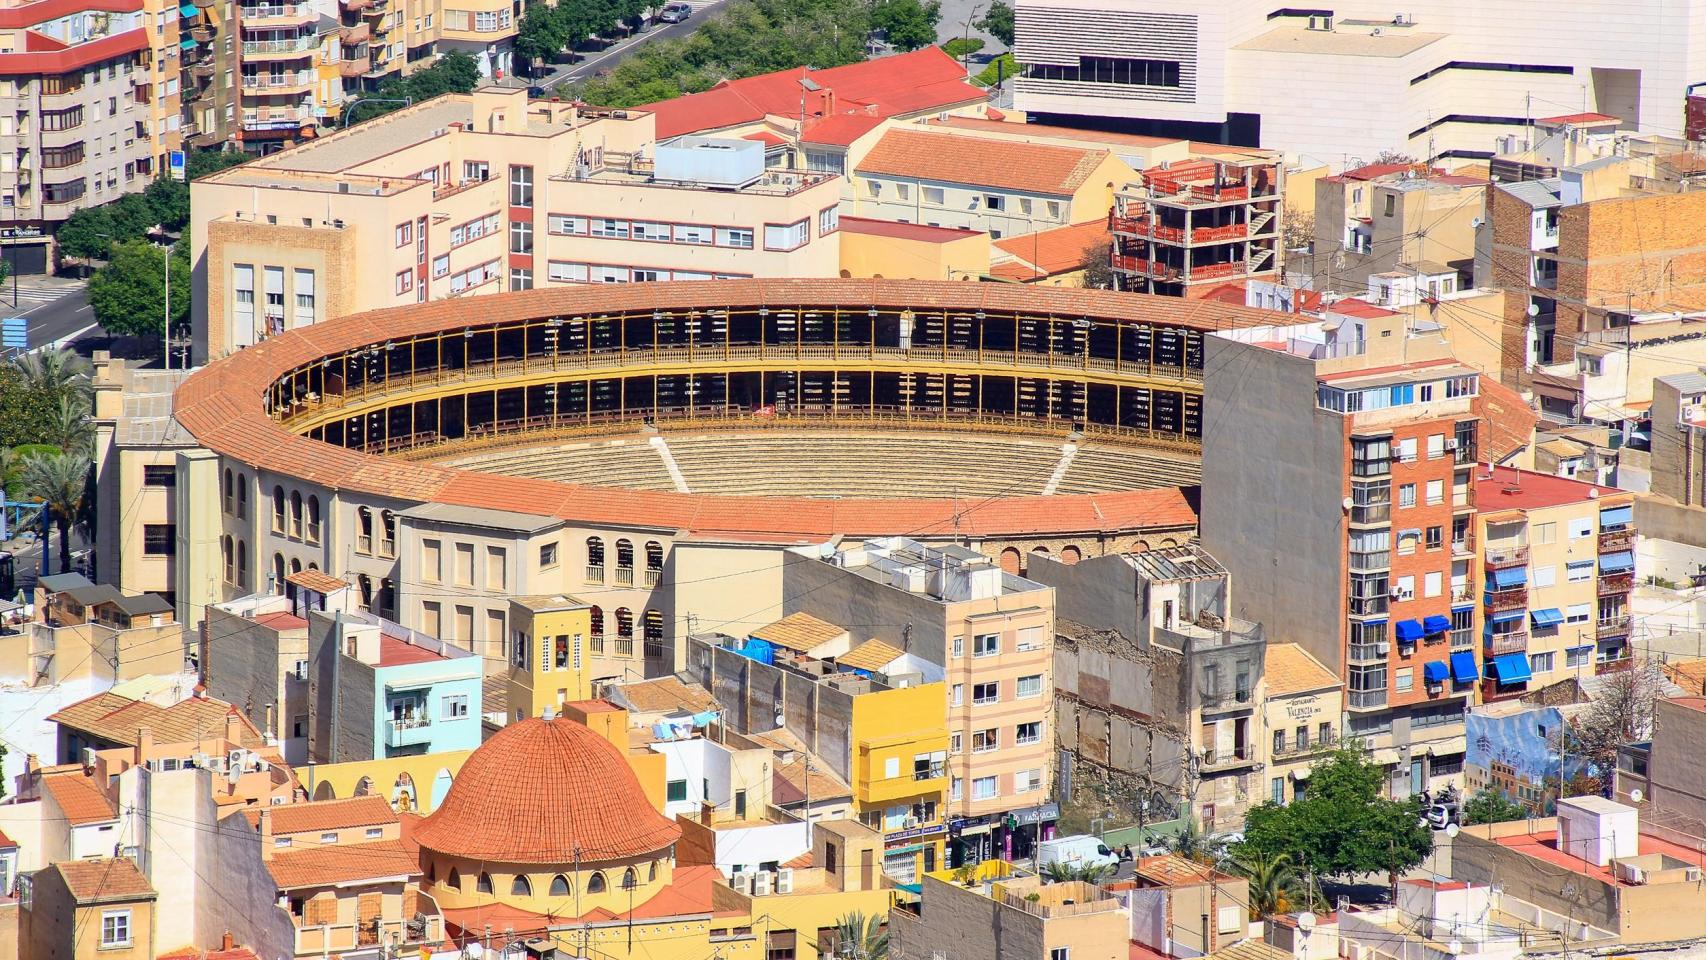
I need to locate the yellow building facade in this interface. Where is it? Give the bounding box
[506,595,596,720]
[851,681,950,881]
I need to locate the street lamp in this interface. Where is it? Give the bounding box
[342,97,413,128]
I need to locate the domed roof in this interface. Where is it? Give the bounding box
[413,717,681,863]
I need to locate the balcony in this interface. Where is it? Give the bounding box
[1349,596,1389,617]
[190,61,215,78]
[615,566,634,586]
[241,72,313,92]
[1595,654,1633,676]
[339,57,369,78]
[644,568,661,587]
[1485,631,1528,657]
[1273,734,1336,760]
[386,714,433,749]
[190,24,215,41]
[1596,615,1631,639]
[1349,549,1391,572]
[1199,688,1254,713]
[584,564,604,583]
[242,36,317,56]
[241,1,313,24]
[1599,527,1636,552]
[340,21,371,42]
[1598,572,1634,596]
[241,108,310,131]
[1199,748,1258,772]
[1349,503,1391,525]
[1348,689,1389,711]
[1485,586,1528,612]
[1451,584,1475,604]
[1453,488,1476,510]
[295,911,443,954]
[1485,545,1529,568]
[1348,642,1387,664]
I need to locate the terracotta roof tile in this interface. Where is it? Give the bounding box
[1475,377,1539,464]
[285,568,348,594]
[800,113,885,147]
[610,677,720,715]
[50,692,266,748]
[750,612,846,650]
[242,795,398,835]
[838,638,904,671]
[857,128,1113,196]
[1664,659,1706,695]
[53,858,155,901]
[992,220,1110,278]
[773,754,852,805]
[265,838,419,890]
[412,717,681,863]
[39,769,118,825]
[159,947,262,960]
[1263,643,1340,697]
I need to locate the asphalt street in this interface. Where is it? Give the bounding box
[537,0,732,91]
[1,280,95,353]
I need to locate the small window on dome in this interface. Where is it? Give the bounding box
[511,875,533,897]
[648,861,658,882]
[587,872,606,894]
[477,872,493,894]
[622,868,637,890]
[446,868,461,891]
[550,875,571,897]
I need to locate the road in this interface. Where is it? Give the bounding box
[538,0,730,90]
[2,280,95,353]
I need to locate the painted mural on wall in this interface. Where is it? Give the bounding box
[1465,706,1591,813]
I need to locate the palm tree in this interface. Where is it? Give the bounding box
[16,347,91,403]
[50,394,94,458]
[21,452,92,574]
[1168,818,1213,863]
[1232,851,1317,918]
[833,912,888,960]
[1040,859,1116,884]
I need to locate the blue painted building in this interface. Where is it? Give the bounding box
[1464,701,1587,813]
[308,611,484,762]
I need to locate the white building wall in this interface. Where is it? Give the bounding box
[712,821,810,874]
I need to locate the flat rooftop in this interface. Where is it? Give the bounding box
[1491,828,1706,885]
[1236,25,1446,57]
[376,633,450,667]
[247,98,473,173]
[1478,466,1628,511]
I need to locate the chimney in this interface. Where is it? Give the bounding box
[221,932,235,952]
[224,709,242,746]
[135,725,153,766]
[24,753,38,778]
[264,703,276,740]
[259,809,274,861]
[699,801,715,825]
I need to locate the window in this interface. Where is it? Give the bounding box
[1530,651,1555,673]
[716,227,754,248]
[1017,626,1044,651]
[395,221,413,247]
[1015,768,1042,793]
[1274,729,1286,755]
[549,261,589,283]
[866,180,882,198]
[512,875,533,897]
[973,633,999,657]
[1426,479,1444,505]
[1533,564,1556,588]
[395,270,413,295]
[1566,646,1591,667]
[950,777,962,800]
[1566,603,1592,624]
[1423,571,1442,598]
[675,223,714,245]
[921,186,945,205]
[1398,483,1416,508]
[818,206,839,235]
[101,910,132,947]
[1427,433,1445,459]
[632,220,670,241]
[143,465,175,487]
[442,693,468,718]
[1017,674,1043,698]
[764,219,810,251]
[144,524,175,556]
[972,728,999,752]
[540,542,559,568]
[972,776,997,800]
[1533,521,1557,544]
[320,831,338,844]
[951,637,963,657]
[293,269,315,326]
[667,779,688,802]
[477,872,494,894]
[274,836,293,848]
[1015,721,1041,745]
[550,875,571,896]
[509,165,533,207]
[972,682,999,705]
[950,683,963,706]
[1397,437,1418,462]
[983,194,1005,211]
[1395,667,1413,692]
[433,255,450,278]
[1426,525,1443,550]
[1567,559,1594,582]
[1569,517,1594,539]
[510,219,533,254]
[949,732,962,754]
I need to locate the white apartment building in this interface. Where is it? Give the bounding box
[1012,0,1706,164]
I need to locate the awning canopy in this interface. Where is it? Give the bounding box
[1490,608,1526,624]
[1488,653,1533,684]
[179,37,196,48]
[1395,619,1424,642]
[1450,651,1478,684]
[178,3,197,14]
[1424,660,1451,684]
[1452,603,1476,613]
[1423,614,1452,634]
[1530,608,1565,628]
[1489,566,1527,589]
[1599,505,1633,527]
[1600,551,1634,573]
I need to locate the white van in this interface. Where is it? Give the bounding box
[1037,834,1119,871]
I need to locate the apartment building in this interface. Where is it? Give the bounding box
[687,621,951,884]
[19,858,158,960]
[190,88,843,360]
[1473,467,1636,701]
[1109,151,1282,298]
[1201,303,1536,798]
[204,592,312,762]
[1260,643,1343,806]
[851,127,1131,239]
[1307,165,1483,296]
[90,357,195,606]
[1010,0,1706,163]
[889,861,1131,960]
[1032,547,1269,833]
[0,0,162,272]
[781,538,1056,864]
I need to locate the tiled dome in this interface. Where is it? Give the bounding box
[413,716,681,863]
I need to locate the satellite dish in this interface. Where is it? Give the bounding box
[1446,823,1461,839]
[1298,913,1318,932]
[1527,302,1541,317]
[1343,496,1355,511]
[818,542,836,559]
[1630,788,1644,803]
[1448,940,1463,956]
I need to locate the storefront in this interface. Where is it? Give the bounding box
[947,802,1060,867]
[881,823,946,883]
[1,226,49,277]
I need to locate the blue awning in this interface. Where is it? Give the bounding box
[1424,660,1451,684]
[1359,618,1389,627]
[1423,614,1452,635]
[1452,603,1475,613]
[1600,551,1634,573]
[1450,651,1478,684]
[1489,566,1527,589]
[179,37,196,48]
[1489,653,1533,684]
[178,3,197,15]
[1599,505,1633,527]
[1530,608,1565,628]
[1490,608,1526,624]
[1394,619,1424,642]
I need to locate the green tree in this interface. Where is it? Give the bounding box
[106,192,159,243]
[832,912,888,960]
[87,240,190,342]
[516,2,572,69]
[974,0,1012,46]
[0,368,65,449]
[872,0,940,51]
[186,148,250,180]
[1167,817,1214,863]
[0,254,10,288]
[47,395,94,458]
[973,51,1014,86]
[1462,791,1530,826]
[943,36,983,59]
[56,207,116,262]
[16,347,91,407]
[1080,239,1114,289]
[1242,746,1433,899]
[145,176,191,234]
[21,451,92,574]
[1040,859,1116,884]
[1232,851,1317,918]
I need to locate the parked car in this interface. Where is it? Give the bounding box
[1425,804,1459,829]
[658,2,691,21]
[1037,835,1119,872]
[526,85,548,98]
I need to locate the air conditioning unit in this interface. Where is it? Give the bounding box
[776,867,794,895]
[190,752,211,769]
[228,748,247,770]
[752,871,773,897]
[1377,642,1391,655]
[730,871,752,894]
[82,747,97,770]
[1617,862,1646,885]
[1444,438,1459,450]
[1687,867,1704,883]
[903,816,920,828]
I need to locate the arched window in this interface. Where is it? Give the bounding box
[648,861,658,882]
[426,861,436,883]
[586,536,605,575]
[380,510,397,558]
[476,872,493,894]
[616,608,633,638]
[237,541,249,589]
[378,578,395,618]
[272,486,286,533]
[289,558,302,577]
[357,507,373,554]
[549,874,571,897]
[222,469,234,513]
[643,610,665,659]
[511,875,533,897]
[289,490,303,538]
[306,496,321,544]
[446,868,461,891]
[236,475,248,519]
[616,539,634,571]
[644,541,664,585]
[589,606,604,637]
[621,867,637,890]
[358,575,374,610]
[586,872,606,894]
[273,553,286,590]
[221,536,234,583]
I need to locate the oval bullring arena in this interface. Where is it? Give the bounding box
[176,279,1282,669]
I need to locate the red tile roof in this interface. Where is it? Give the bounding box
[858,128,1112,196]
[252,611,308,631]
[50,691,266,748]
[1478,466,1628,511]
[1327,161,1428,182]
[1475,377,1539,463]
[376,633,449,666]
[174,280,1261,543]
[39,769,118,825]
[412,717,681,863]
[991,220,1110,278]
[838,217,981,243]
[0,26,146,73]
[742,131,786,147]
[159,946,263,960]
[800,113,884,147]
[639,47,985,139]
[266,839,420,890]
[1537,112,1619,126]
[1326,297,1399,319]
[285,568,347,594]
[53,858,155,902]
[242,795,397,835]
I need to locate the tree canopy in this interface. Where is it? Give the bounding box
[88,240,191,340]
[1462,791,1529,826]
[351,52,483,124]
[975,0,1013,46]
[515,0,646,71]
[186,148,250,181]
[872,0,941,51]
[1241,746,1433,887]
